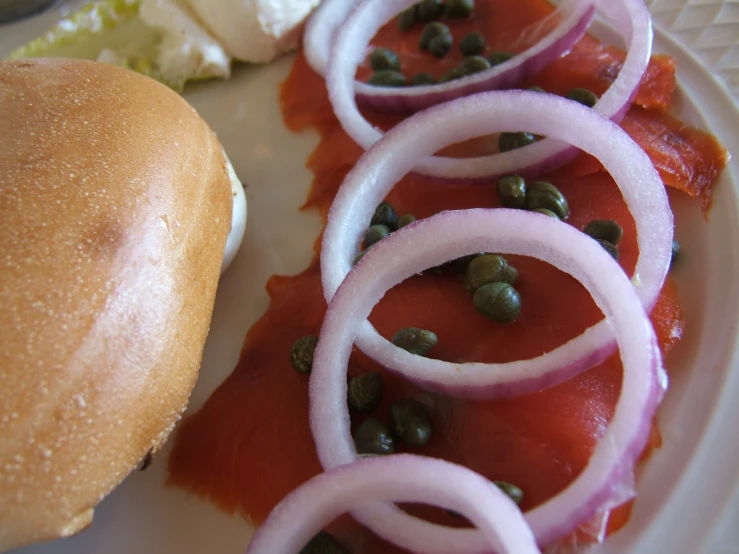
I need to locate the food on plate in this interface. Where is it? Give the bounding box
[187,0,322,64]
[245,454,540,554]
[167,0,728,552]
[0,57,245,552]
[8,0,231,91]
[8,0,322,89]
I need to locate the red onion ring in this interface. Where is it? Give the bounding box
[307,0,593,113]
[245,454,541,554]
[311,209,666,552]
[325,0,652,179]
[321,90,671,399]
[304,0,358,77]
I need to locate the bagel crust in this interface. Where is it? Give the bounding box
[0,59,232,550]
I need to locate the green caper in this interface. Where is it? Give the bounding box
[459,31,486,56]
[419,22,450,50]
[595,238,619,260]
[527,85,546,93]
[419,0,444,21]
[388,399,432,446]
[493,481,524,505]
[450,479,523,518]
[410,72,436,86]
[370,47,401,71]
[300,531,351,554]
[445,0,474,18]
[429,33,453,58]
[397,213,417,227]
[566,87,599,108]
[525,181,569,220]
[371,201,399,230]
[364,224,390,248]
[463,254,517,292]
[496,175,527,209]
[392,327,438,356]
[353,249,367,265]
[533,208,560,219]
[398,5,419,30]
[499,131,536,152]
[487,51,514,66]
[290,335,318,374]
[368,70,408,87]
[458,55,490,75]
[499,263,518,285]
[670,239,680,267]
[450,252,485,273]
[354,417,395,455]
[584,219,623,245]
[348,372,383,414]
[473,282,522,323]
[439,68,464,83]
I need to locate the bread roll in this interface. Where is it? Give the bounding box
[0,58,234,551]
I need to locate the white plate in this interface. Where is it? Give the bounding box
[2,1,739,553]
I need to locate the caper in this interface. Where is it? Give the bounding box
[496,175,527,209]
[392,327,438,356]
[670,239,680,267]
[368,70,407,87]
[487,51,514,66]
[499,264,518,285]
[499,131,536,152]
[429,33,453,58]
[473,282,522,323]
[458,55,490,75]
[445,0,474,18]
[493,481,524,505]
[419,22,450,50]
[533,208,560,219]
[410,72,436,86]
[397,213,417,227]
[525,180,569,220]
[398,5,419,30]
[566,87,599,108]
[527,85,546,93]
[389,399,432,447]
[450,252,485,273]
[348,372,383,414]
[439,68,464,83]
[290,335,318,374]
[353,249,367,265]
[595,238,619,260]
[584,219,623,245]
[464,254,517,292]
[370,47,401,71]
[300,531,351,554]
[419,0,444,21]
[450,479,523,518]
[460,31,486,56]
[364,224,390,248]
[354,417,395,455]
[371,201,399,230]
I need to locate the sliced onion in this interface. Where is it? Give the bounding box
[326,0,652,178]
[303,0,359,77]
[321,90,671,399]
[308,0,594,112]
[311,208,666,552]
[245,454,540,554]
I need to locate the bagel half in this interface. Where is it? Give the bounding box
[0,58,240,550]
